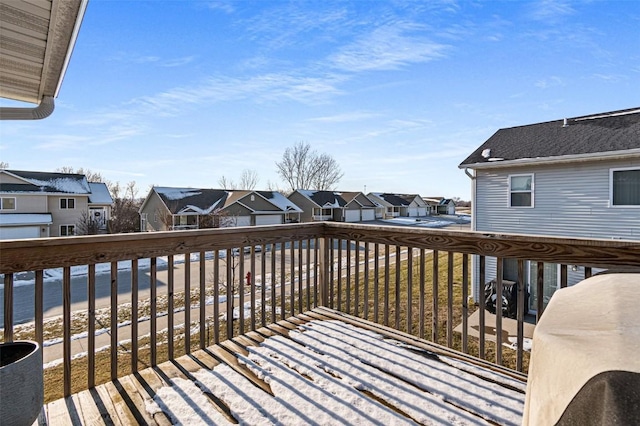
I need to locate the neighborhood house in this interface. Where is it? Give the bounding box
[139,187,303,231]
[367,192,430,218]
[287,190,378,222]
[0,169,113,239]
[459,107,640,312]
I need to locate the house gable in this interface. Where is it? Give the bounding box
[153,187,228,215]
[235,192,280,212]
[256,191,303,214]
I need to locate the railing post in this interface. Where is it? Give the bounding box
[3,274,13,342]
[318,237,329,307]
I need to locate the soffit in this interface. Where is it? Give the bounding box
[0,0,85,105]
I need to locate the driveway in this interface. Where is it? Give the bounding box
[360,215,471,231]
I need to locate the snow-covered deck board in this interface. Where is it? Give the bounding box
[40,308,526,425]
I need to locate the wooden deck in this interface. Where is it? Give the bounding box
[37,308,527,425]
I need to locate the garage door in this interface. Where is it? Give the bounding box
[361,209,375,221]
[345,210,361,222]
[418,207,427,216]
[0,226,40,240]
[256,215,282,226]
[222,216,251,227]
[408,207,419,217]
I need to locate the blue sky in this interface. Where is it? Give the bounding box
[1,0,639,199]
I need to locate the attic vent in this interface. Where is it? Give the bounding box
[481,149,491,159]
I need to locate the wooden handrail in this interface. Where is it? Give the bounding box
[1,221,639,401]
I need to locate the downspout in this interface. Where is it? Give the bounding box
[463,168,476,230]
[0,97,55,120]
[464,167,479,302]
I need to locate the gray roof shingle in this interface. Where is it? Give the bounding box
[459,107,640,168]
[1,169,91,194]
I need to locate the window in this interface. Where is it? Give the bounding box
[0,197,16,210]
[611,167,640,206]
[313,208,332,217]
[60,225,75,236]
[509,174,533,207]
[60,198,75,209]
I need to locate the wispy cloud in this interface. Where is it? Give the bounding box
[130,72,347,116]
[591,73,627,82]
[535,76,564,89]
[528,0,575,22]
[328,23,449,72]
[161,56,196,67]
[206,1,235,14]
[107,52,194,68]
[309,111,380,123]
[35,135,93,151]
[241,5,349,50]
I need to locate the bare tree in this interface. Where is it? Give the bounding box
[239,169,259,190]
[0,161,8,169]
[108,181,141,233]
[218,175,235,190]
[276,141,343,191]
[56,166,108,184]
[155,206,175,230]
[219,169,259,190]
[76,210,101,235]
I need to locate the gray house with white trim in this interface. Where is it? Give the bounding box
[459,107,640,313]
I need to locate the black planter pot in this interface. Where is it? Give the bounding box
[0,341,44,426]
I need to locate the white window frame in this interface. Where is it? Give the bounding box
[60,224,75,236]
[508,173,534,208]
[60,198,76,209]
[0,197,16,210]
[609,167,640,208]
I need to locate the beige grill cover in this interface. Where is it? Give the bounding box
[522,273,640,425]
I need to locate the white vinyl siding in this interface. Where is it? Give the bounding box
[475,161,640,239]
[471,159,640,302]
[610,167,640,207]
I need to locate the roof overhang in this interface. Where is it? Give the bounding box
[459,149,640,170]
[0,0,88,120]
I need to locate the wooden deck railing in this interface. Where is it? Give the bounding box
[1,222,639,401]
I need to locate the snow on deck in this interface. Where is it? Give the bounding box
[146,317,525,425]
